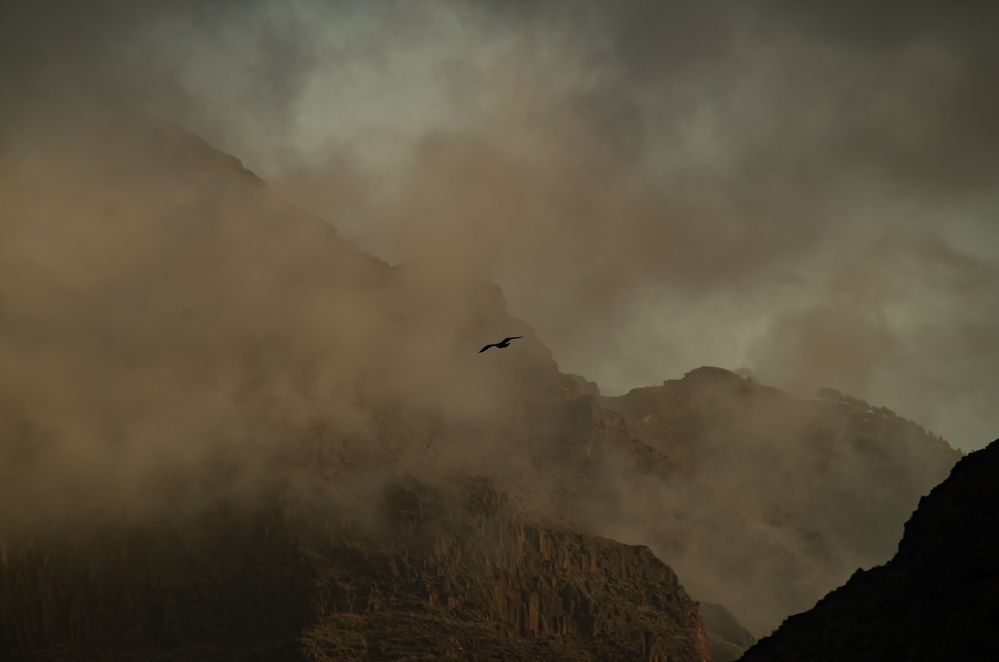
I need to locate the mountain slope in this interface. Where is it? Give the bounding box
[740,438,999,661]
[0,477,710,661]
[0,104,963,658]
[0,104,707,661]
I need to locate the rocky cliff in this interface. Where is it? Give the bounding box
[740,438,999,661]
[0,477,710,661]
[304,477,708,661]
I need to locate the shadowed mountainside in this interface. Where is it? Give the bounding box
[1,477,710,661]
[741,438,999,661]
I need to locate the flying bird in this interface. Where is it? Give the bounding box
[479,336,523,353]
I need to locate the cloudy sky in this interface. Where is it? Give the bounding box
[4,0,998,450]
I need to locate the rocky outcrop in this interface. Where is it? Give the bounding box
[559,373,601,399]
[305,477,709,661]
[740,438,999,661]
[0,478,710,661]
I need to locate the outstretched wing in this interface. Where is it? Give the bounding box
[502,336,524,343]
[479,343,498,353]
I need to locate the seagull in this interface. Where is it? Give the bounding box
[479,336,523,353]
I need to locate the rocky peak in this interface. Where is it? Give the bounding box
[678,366,746,387]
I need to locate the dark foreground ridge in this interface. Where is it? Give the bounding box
[741,438,999,661]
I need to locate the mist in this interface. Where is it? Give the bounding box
[4,1,997,450]
[0,0,994,646]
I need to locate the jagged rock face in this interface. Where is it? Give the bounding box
[740,439,999,661]
[0,478,710,661]
[305,477,709,661]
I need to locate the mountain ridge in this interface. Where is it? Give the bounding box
[0,107,963,660]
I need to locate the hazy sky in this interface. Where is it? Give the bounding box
[4,0,998,450]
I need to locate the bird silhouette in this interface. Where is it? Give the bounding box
[479,336,523,353]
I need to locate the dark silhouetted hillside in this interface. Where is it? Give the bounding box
[741,438,999,661]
